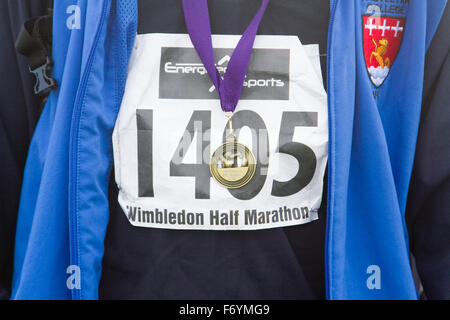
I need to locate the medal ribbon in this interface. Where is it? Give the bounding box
[182,0,269,113]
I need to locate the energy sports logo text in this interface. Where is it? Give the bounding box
[159,47,290,100]
[164,54,286,92]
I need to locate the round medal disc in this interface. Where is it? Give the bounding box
[210,139,256,189]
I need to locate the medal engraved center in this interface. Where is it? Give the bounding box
[210,140,256,189]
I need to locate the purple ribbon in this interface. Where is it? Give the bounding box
[182,0,269,113]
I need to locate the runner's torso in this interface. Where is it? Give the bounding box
[100,0,330,300]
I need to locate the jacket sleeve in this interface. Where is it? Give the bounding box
[406,2,450,300]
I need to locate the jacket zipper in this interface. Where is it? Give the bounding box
[68,0,110,300]
[325,0,337,301]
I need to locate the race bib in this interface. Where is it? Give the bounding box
[113,34,328,230]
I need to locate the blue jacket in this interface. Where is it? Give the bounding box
[11,0,448,300]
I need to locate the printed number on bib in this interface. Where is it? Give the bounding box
[137,109,317,200]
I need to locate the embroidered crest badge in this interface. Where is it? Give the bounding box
[363,15,405,87]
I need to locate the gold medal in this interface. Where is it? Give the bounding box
[210,118,256,189]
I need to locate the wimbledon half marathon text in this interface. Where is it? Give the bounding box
[125,205,316,227]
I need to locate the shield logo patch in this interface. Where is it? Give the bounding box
[363,15,406,87]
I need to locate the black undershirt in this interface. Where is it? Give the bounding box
[100,0,330,300]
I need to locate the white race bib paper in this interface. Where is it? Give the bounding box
[113,34,328,230]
